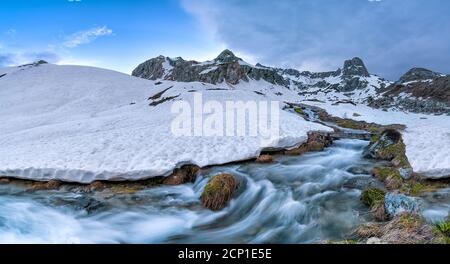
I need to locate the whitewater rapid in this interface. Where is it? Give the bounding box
[2,139,435,244]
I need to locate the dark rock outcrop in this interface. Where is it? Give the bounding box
[132,50,384,96]
[343,57,370,77]
[399,68,442,83]
[132,50,288,86]
[369,68,449,114]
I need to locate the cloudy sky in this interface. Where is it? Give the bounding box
[1,0,449,79]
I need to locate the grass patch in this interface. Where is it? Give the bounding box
[294,107,305,115]
[361,188,386,207]
[201,174,239,211]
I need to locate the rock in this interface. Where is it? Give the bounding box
[364,129,404,161]
[201,173,239,211]
[384,193,423,218]
[131,55,167,80]
[379,213,436,244]
[31,180,62,190]
[399,167,414,180]
[342,57,370,77]
[347,166,371,175]
[369,68,449,115]
[163,165,200,185]
[366,237,384,244]
[88,181,106,191]
[256,155,273,164]
[132,51,388,98]
[399,68,442,83]
[285,131,333,155]
[361,188,387,221]
[372,167,404,190]
[356,214,441,244]
[365,129,413,187]
[0,177,11,184]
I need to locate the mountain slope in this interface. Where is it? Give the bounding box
[0,63,331,183]
[369,68,450,114]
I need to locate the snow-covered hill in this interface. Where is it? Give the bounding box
[0,62,331,183]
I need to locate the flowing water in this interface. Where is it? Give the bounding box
[0,139,390,244]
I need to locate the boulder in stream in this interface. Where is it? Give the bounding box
[201,173,239,211]
[385,193,423,218]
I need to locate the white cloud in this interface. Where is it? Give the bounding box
[63,26,113,48]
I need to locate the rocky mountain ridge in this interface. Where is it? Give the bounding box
[132,49,390,103]
[369,68,449,114]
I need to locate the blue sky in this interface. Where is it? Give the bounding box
[1,0,449,79]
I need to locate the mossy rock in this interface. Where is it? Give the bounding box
[399,181,444,197]
[361,188,386,207]
[361,188,388,221]
[201,174,239,211]
[372,167,403,190]
[391,154,411,168]
[378,141,407,161]
[365,129,408,163]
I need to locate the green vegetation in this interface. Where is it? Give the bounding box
[361,188,386,207]
[378,140,407,161]
[436,221,450,236]
[294,107,305,115]
[372,167,402,181]
[201,174,239,211]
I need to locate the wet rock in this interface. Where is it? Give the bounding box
[361,188,387,221]
[30,180,62,190]
[372,167,403,190]
[384,193,423,218]
[0,177,11,184]
[399,167,414,180]
[364,129,404,161]
[285,131,332,155]
[256,155,273,164]
[201,173,239,211]
[163,165,200,185]
[51,196,106,214]
[344,176,382,190]
[88,181,106,191]
[347,166,371,175]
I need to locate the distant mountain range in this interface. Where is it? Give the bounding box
[132,49,449,114]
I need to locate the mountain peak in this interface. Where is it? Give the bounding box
[399,67,442,83]
[215,49,241,63]
[342,57,369,77]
